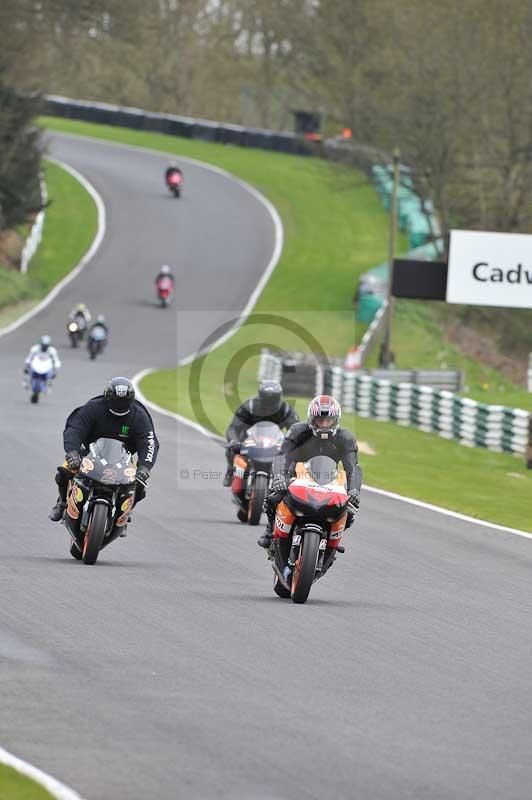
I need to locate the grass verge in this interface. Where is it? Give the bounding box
[41,116,532,532]
[0,764,55,799]
[0,159,97,328]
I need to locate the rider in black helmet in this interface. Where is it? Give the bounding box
[223,379,299,486]
[49,377,159,521]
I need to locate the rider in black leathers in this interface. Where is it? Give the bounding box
[258,394,362,548]
[49,377,159,521]
[223,380,299,486]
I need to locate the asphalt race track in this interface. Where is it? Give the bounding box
[2,133,532,800]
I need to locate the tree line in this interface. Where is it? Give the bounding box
[3,1,532,254]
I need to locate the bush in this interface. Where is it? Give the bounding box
[0,71,43,233]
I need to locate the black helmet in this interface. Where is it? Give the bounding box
[254,379,283,416]
[103,376,135,416]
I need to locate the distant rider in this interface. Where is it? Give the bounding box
[49,377,159,521]
[24,335,61,377]
[69,303,91,328]
[165,164,183,184]
[155,264,175,284]
[258,394,362,548]
[223,380,299,486]
[89,314,109,337]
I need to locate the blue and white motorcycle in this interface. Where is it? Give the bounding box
[26,352,55,404]
[87,324,107,360]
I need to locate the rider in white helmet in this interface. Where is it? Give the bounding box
[155,264,175,283]
[24,335,61,376]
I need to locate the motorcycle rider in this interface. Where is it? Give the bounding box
[89,314,109,336]
[223,379,299,486]
[24,335,61,377]
[155,264,175,284]
[257,394,362,548]
[49,377,159,521]
[165,163,183,184]
[69,303,91,328]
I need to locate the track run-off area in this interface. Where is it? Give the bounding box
[2,132,532,800]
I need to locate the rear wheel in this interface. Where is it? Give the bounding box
[82,503,108,565]
[247,473,268,526]
[291,530,320,604]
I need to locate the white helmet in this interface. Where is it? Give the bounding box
[160,265,171,276]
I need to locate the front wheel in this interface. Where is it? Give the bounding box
[82,503,108,565]
[30,389,39,404]
[291,530,320,604]
[247,473,268,525]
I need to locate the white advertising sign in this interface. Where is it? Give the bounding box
[447,229,532,308]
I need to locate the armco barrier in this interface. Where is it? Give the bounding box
[44,95,313,156]
[259,351,527,455]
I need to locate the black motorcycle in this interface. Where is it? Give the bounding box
[62,438,137,564]
[87,324,107,360]
[231,421,283,525]
[67,317,86,348]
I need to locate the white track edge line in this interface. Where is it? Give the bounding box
[45,130,284,363]
[0,156,106,339]
[133,368,532,540]
[0,746,85,800]
[0,156,103,798]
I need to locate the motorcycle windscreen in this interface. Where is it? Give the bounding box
[82,438,136,485]
[90,325,107,341]
[305,455,338,486]
[245,421,283,448]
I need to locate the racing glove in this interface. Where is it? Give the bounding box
[271,474,287,494]
[65,451,81,471]
[348,488,360,509]
[136,466,151,488]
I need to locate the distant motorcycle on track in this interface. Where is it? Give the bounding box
[26,352,55,404]
[166,170,183,198]
[156,275,175,307]
[267,456,355,604]
[67,317,86,348]
[62,438,137,565]
[230,421,283,525]
[87,325,107,360]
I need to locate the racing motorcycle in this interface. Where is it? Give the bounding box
[62,438,137,565]
[267,456,354,604]
[231,421,283,525]
[26,352,54,404]
[87,324,107,360]
[67,317,86,348]
[156,275,175,307]
[166,170,183,198]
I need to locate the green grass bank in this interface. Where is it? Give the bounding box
[0,159,97,328]
[0,764,56,799]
